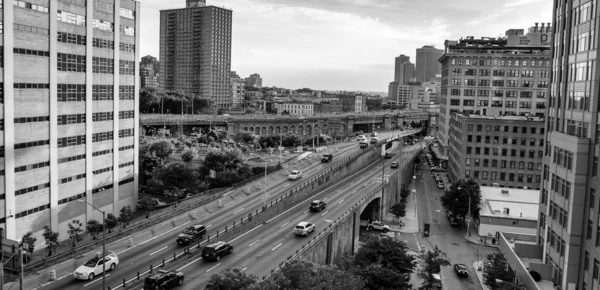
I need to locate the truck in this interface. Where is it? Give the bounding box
[361,219,390,233]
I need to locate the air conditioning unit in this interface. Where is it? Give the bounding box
[501,189,509,195]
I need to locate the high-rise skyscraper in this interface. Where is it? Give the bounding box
[159,0,232,107]
[230,71,244,108]
[244,73,263,88]
[543,2,596,288]
[415,45,443,83]
[388,55,414,100]
[140,55,159,89]
[0,0,140,246]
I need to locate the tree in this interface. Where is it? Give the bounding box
[205,268,258,290]
[483,253,513,290]
[138,196,158,212]
[400,185,411,202]
[350,237,415,288]
[233,132,254,144]
[67,219,84,249]
[149,140,174,160]
[268,260,365,290]
[86,219,103,240]
[42,225,59,256]
[118,206,133,227]
[19,231,37,255]
[105,213,118,233]
[181,148,196,163]
[148,162,200,195]
[418,246,450,290]
[349,263,411,290]
[140,87,161,113]
[441,179,482,220]
[389,202,407,226]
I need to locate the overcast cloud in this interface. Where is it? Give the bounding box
[140,0,552,92]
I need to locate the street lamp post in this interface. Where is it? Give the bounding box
[458,186,472,237]
[78,200,106,290]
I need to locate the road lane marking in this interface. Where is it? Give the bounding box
[233,207,245,215]
[283,183,291,188]
[178,256,203,271]
[207,224,213,228]
[338,199,344,204]
[280,221,290,228]
[84,274,110,287]
[323,198,328,201]
[272,243,282,251]
[224,201,235,207]
[149,245,168,256]
[321,211,329,216]
[249,239,260,247]
[137,221,191,246]
[241,267,247,272]
[303,209,309,213]
[207,263,221,272]
[228,224,263,243]
[223,190,235,196]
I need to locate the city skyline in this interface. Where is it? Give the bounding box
[140,0,552,92]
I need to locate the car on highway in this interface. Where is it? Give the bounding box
[143,269,184,290]
[73,251,119,281]
[176,224,207,245]
[370,137,379,144]
[309,200,327,212]
[360,142,368,149]
[384,153,392,158]
[454,263,469,277]
[356,135,366,141]
[364,219,390,233]
[390,161,399,168]
[371,132,378,137]
[294,222,315,236]
[288,170,303,180]
[202,241,234,262]
[437,180,445,189]
[321,154,333,163]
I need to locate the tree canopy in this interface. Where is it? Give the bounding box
[483,253,514,290]
[441,179,482,220]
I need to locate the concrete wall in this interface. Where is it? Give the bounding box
[498,232,549,290]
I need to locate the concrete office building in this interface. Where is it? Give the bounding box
[477,186,540,237]
[230,71,244,108]
[388,55,414,100]
[159,0,232,107]
[416,45,443,83]
[0,0,140,247]
[274,102,314,115]
[140,55,159,89]
[447,113,545,189]
[245,73,262,88]
[540,1,600,288]
[437,27,551,160]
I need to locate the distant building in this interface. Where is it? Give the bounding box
[245,73,263,88]
[230,71,244,108]
[477,186,539,237]
[159,0,232,107]
[140,55,159,89]
[447,113,545,189]
[415,45,443,83]
[388,55,415,100]
[314,101,343,114]
[275,102,314,115]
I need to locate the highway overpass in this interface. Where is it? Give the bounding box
[140,110,433,137]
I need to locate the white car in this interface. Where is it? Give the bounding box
[294,222,315,236]
[356,135,366,141]
[73,251,119,280]
[288,170,303,180]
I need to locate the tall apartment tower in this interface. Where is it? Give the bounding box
[0,0,140,247]
[159,0,232,107]
[415,45,443,83]
[140,55,159,89]
[244,73,262,88]
[388,55,414,100]
[437,30,550,159]
[542,1,599,288]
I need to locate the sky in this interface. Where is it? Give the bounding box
[140,0,553,92]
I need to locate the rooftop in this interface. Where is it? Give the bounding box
[480,186,540,220]
[454,113,544,122]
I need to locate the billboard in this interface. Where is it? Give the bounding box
[507,33,550,47]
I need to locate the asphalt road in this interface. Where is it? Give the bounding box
[409,151,498,290]
[38,130,421,290]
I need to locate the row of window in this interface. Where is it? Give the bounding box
[466,124,544,134]
[58,53,86,72]
[93,112,113,122]
[553,147,574,170]
[119,111,134,119]
[93,131,113,142]
[58,84,86,101]
[119,128,134,138]
[58,192,85,205]
[58,154,85,164]
[450,79,549,88]
[14,83,49,89]
[15,182,49,196]
[449,90,546,99]
[14,116,49,123]
[450,68,549,78]
[466,135,544,146]
[15,204,50,219]
[59,173,86,184]
[14,0,49,13]
[93,57,113,74]
[58,31,136,53]
[450,58,550,67]
[465,158,542,170]
[549,202,568,230]
[547,229,566,258]
[57,135,85,148]
[15,161,50,173]
[14,23,48,35]
[93,166,113,175]
[15,139,50,150]
[550,173,571,200]
[14,47,49,57]
[120,161,134,168]
[464,170,540,183]
[58,114,85,125]
[119,60,135,75]
[466,147,543,158]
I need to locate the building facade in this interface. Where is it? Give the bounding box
[230,71,244,108]
[274,102,314,115]
[447,113,545,190]
[542,1,599,288]
[314,101,343,115]
[140,55,159,89]
[159,0,232,107]
[0,0,140,247]
[388,54,415,100]
[244,73,262,88]
[477,186,540,237]
[438,29,551,156]
[415,45,443,83]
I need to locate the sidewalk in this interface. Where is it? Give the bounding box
[473,261,491,290]
[464,232,500,248]
[382,177,419,234]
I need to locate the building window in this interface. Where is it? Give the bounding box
[594,259,599,280]
[92,57,114,74]
[119,25,135,36]
[92,112,113,122]
[15,139,49,149]
[588,220,594,240]
[93,85,114,100]
[58,84,86,101]
[93,38,114,50]
[57,10,86,26]
[14,47,49,57]
[58,32,86,46]
[15,182,50,196]
[14,1,49,13]
[119,8,135,19]
[57,53,86,72]
[92,132,114,143]
[14,204,50,219]
[14,83,49,89]
[119,128,134,138]
[59,173,86,184]
[93,19,114,31]
[57,135,85,148]
[57,114,85,125]
[119,60,135,75]
[119,43,135,53]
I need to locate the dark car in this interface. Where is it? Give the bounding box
[321,154,333,163]
[202,241,233,261]
[360,143,368,149]
[454,263,469,277]
[143,269,184,290]
[176,225,206,246]
[309,200,327,212]
[448,215,461,227]
[384,153,392,158]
